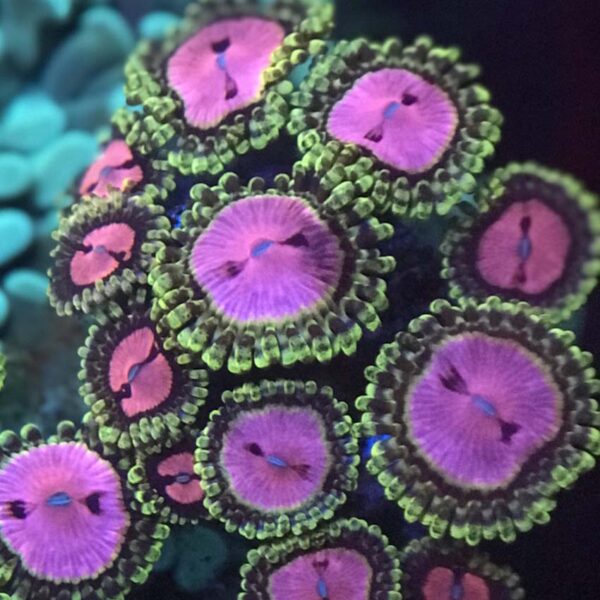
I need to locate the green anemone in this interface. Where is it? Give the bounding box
[149,169,395,372]
[195,379,359,540]
[116,0,333,177]
[441,162,600,324]
[289,36,503,218]
[357,297,600,545]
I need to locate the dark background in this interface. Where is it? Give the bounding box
[335,2,600,599]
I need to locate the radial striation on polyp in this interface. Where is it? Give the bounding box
[356,297,600,545]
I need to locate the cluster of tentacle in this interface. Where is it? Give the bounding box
[289,36,503,218]
[149,170,395,371]
[6,0,598,598]
[357,298,600,545]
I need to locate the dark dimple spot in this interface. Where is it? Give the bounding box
[520,216,532,234]
[85,492,102,515]
[245,442,264,457]
[440,364,469,395]
[212,37,231,54]
[8,500,27,519]
[500,421,521,444]
[402,92,418,106]
[224,261,243,278]
[115,382,132,402]
[283,232,309,248]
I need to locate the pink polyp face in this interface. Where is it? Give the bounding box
[0,443,129,582]
[408,333,561,488]
[327,68,459,173]
[108,326,173,418]
[476,198,572,295]
[269,548,373,600]
[190,195,343,323]
[167,17,285,129]
[156,452,204,505]
[69,222,136,287]
[422,567,490,600]
[220,406,330,511]
[79,140,144,198]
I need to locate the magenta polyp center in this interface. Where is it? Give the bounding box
[476,198,572,295]
[156,452,204,505]
[327,68,459,173]
[269,548,373,600]
[69,222,136,287]
[422,567,490,600]
[190,195,343,323]
[79,140,143,198]
[0,443,129,581]
[167,17,285,129]
[408,333,561,488]
[220,406,331,511]
[108,326,174,418]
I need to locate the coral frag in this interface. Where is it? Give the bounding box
[2,0,593,598]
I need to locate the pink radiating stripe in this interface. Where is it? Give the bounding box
[221,406,330,511]
[79,140,144,198]
[477,198,572,295]
[408,333,560,487]
[108,326,173,418]
[157,452,204,505]
[190,195,342,323]
[422,567,490,600]
[0,443,129,581]
[269,548,372,600]
[327,68,458,173]
[167,17,285,129]
[69,222,135,286]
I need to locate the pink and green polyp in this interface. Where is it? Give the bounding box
[409,333,561,487]
[269,548,373,600]
[422,567,490,600]
[477,199,571,295]
[156,451,204,506]
[108,326,174,418]
[327,68,458,173]
[0,443,128,582]
[167,17,285,129]
[190,195,342,323]
[221,406,330,510]
[69,222,136,287]
[79,140,143,198]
